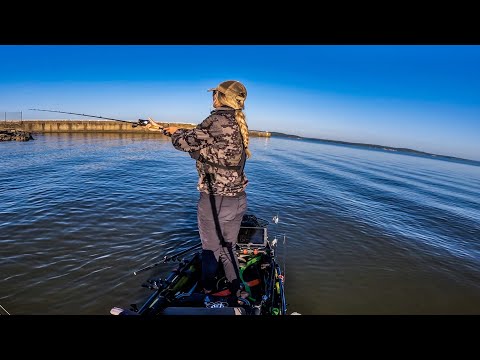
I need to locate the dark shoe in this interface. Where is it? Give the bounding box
[237,290,249,299]
[225,290,251,307]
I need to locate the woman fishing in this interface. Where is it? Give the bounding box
[147,80,251,300]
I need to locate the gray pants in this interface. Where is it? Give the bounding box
[197,191,247,290]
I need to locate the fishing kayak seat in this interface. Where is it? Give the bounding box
[159,307,246,315]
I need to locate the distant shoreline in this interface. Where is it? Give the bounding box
[269,131,480,166]
[1,120,477,166]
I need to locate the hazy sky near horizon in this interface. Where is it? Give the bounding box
[1,45,479,161]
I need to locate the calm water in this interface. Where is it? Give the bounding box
[1,133,480,315]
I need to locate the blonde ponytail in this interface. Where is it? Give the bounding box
[235,109,251,158]
[217,91,251,158]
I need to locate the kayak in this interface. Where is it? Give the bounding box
[110,214,288,315]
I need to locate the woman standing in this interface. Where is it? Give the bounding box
[147,80,251,299]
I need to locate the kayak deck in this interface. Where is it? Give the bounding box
[111,214,287,316]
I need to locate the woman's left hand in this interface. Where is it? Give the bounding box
[163,126,179,136]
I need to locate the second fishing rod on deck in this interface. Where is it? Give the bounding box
[28,108,164,129]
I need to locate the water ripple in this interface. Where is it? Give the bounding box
[1,134,479,314]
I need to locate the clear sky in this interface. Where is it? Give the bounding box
[1,45,479,161]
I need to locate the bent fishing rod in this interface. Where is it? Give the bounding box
[28,108,154,128]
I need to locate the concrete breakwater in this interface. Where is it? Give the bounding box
[0,120,271,137]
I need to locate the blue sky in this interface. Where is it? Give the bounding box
[1,45,479,161]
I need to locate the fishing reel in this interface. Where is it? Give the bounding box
[132,119,152,128]
[133,119,167,134]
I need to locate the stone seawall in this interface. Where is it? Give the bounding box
[0,120,271,137]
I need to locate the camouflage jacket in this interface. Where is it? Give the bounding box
[171,107,248,196]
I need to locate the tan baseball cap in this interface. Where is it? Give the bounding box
[208,80,247,100]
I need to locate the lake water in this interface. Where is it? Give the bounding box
[1,133,479,315]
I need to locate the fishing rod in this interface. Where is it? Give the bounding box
[0,304,10,315]
[28,108,153,128]
[133,242,202,275]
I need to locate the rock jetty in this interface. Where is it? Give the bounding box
[0,129,34,141]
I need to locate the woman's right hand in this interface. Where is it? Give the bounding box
[145,117,162,131]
